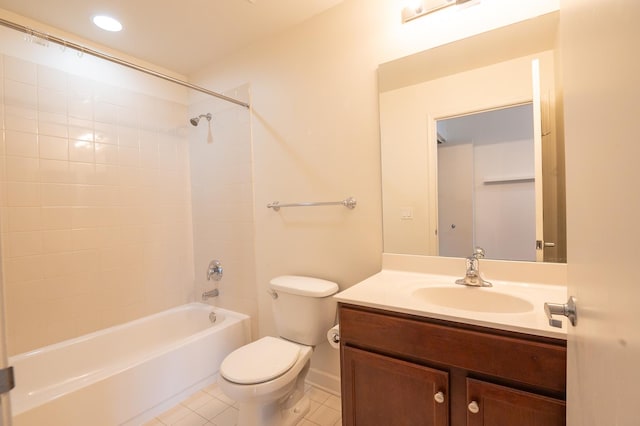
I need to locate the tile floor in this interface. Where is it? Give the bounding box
[143,382,342,426]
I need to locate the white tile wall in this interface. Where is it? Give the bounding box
[188,87,258,338]
[0,54,195,354]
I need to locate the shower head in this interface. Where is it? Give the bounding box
[190,113,212,126]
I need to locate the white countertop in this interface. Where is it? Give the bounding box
[334,269,568,340]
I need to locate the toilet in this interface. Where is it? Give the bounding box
[218,275,339,426]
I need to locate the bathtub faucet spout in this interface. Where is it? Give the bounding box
[202,288,219,300]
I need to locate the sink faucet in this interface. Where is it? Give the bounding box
[202,288,219,300]
[455,247,492,287]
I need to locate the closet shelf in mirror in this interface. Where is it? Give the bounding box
[483,176,535,185]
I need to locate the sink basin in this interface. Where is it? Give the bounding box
[411,286,535,314]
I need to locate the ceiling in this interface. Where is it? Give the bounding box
[0,0,344,76]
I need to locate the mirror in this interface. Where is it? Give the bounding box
[378,12,566,263]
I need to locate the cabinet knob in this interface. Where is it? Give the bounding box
[434,391,445,404]
[468,401,480,414]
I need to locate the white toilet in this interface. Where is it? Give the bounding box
[218,275,339,426]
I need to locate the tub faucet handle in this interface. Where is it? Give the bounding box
[207,260,223,281]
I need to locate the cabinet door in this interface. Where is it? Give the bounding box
[466,378,565,426]
[342,346,448,426]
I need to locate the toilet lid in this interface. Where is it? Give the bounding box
[220,336,301,384]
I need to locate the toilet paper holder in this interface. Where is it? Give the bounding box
[327,325,340,349]
[330,332,340,344]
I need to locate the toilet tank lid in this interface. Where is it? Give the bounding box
[270,275,339,297]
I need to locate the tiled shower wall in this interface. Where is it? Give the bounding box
[189,88,257,338]
[0,53,194,355]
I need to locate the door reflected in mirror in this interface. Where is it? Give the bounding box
[437,104,536,262]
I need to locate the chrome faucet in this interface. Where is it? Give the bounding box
[207,260,223,281]
[455,247,492,287]
[203,260,223,301]
[202,288,219,300]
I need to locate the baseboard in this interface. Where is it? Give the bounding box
[306,368,341,396]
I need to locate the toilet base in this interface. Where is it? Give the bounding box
[236,394,310,426]
[235,361,311,426]
[281,394,310,426]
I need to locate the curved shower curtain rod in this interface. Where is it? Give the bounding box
[0,17,250,109]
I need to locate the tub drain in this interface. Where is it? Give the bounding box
[209,312,217,323]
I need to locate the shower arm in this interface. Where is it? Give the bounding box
[190,113,212,126]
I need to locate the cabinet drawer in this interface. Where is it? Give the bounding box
[339,304,566,393]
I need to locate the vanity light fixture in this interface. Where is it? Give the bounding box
[402,0,474,23]
[92,15,123,32]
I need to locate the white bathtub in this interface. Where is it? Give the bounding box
[9,303,250,426]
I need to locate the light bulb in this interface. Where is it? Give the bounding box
[92,15,123,32]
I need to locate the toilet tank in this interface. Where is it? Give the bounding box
[269,276,339,346]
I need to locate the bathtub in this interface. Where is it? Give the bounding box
[9,303,250,426]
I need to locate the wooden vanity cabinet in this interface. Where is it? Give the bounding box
[339,304,567,426]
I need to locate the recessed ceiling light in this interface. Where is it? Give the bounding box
[92,15,123,32]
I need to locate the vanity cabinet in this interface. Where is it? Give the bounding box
[339,304,566,426]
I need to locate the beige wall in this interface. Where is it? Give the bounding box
[0,26,194,355]
[0,0,561,391]
[190,0,560,389]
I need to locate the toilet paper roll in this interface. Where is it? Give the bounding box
[327,325,340,349]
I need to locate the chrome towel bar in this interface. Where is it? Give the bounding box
[267,197,357,212]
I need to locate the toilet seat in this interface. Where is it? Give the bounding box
[220,336,301,385]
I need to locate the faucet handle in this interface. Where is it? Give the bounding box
[207,260,223,281]
[473,247,486,259]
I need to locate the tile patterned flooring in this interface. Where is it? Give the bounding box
[143,382,342,426]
